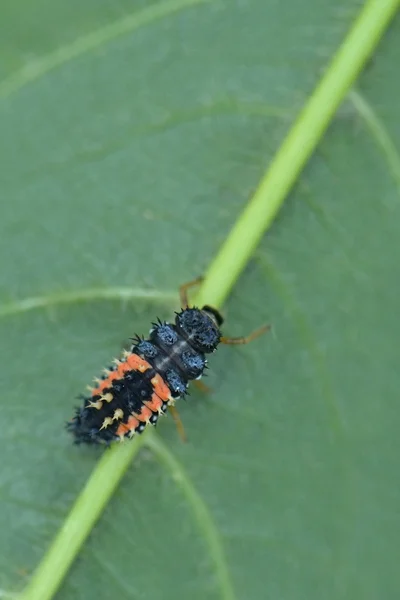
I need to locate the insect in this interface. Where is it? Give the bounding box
[67,278,268,445]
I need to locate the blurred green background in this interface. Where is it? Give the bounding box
[1,1,399,599]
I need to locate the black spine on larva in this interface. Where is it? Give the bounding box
[133,329,187,398]
[133,314,212,399]
[67,367,157,445]
[67,405,116,445]
[68,307,222,444]
[175,308,221,353]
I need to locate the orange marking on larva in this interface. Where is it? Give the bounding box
[115,361,129,378]
[126,353,152,373]
[135,405,152,423]
[92,371,119,396]
[91,354,151,397]
[116,422,130,436]
[126,415,140,430]
[116,415,140,437]
[144,393,163,412]
[151,374,171,401]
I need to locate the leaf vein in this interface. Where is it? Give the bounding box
[256,251,346,437]
[89,548,140,598]
[145,432,236,600]
[349,89,400,195]
[0,287,177,320]
[0,0,214,101]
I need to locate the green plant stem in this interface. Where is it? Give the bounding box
[18,0,399,599]
[195,0,400,309]
[18,435,148,600]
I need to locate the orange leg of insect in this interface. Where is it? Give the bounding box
[169,404,187,442]
[179,276,204,308]
[220,324,270,345]
[193,379,212,394]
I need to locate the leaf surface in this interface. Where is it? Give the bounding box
[0,1,399,599]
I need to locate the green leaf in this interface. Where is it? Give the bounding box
[1,1,399,600]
